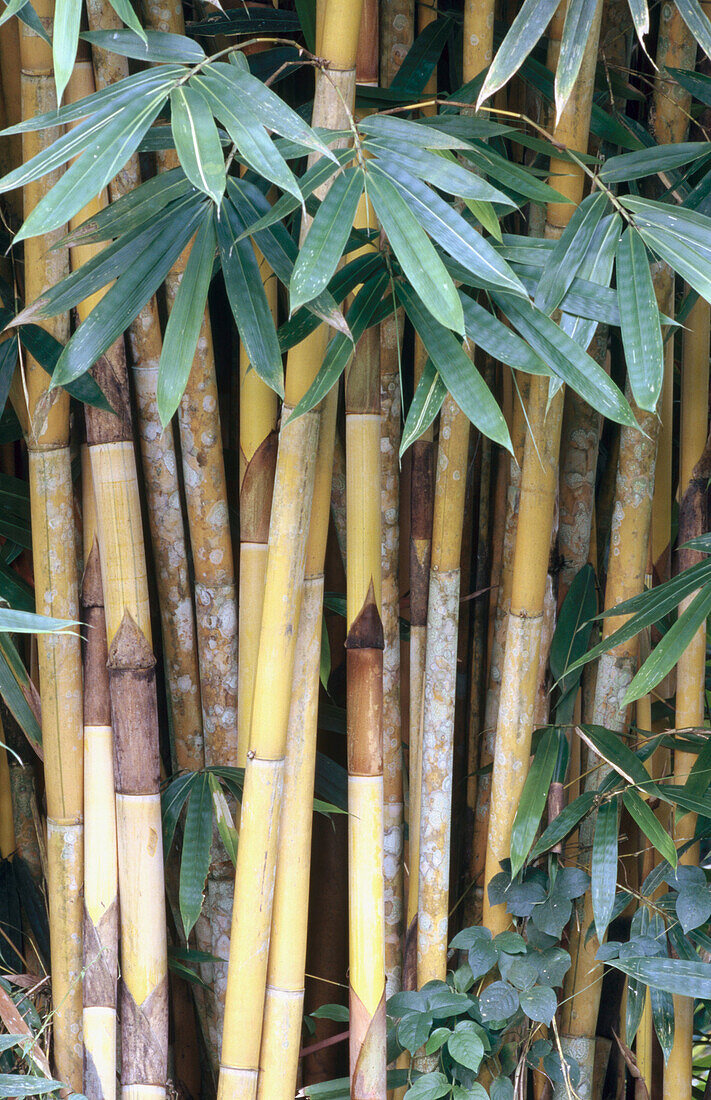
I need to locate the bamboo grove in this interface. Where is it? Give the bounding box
[2,0,711,1098]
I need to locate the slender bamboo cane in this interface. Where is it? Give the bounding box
[20,4,83,1084]
[663,299,710,1100]
[380,309,404,999]
[0,16,22,222]
[483,0,603,938]
[143,0,239,1036]
[84,0,204,776]
[217,8,363,1096]
[237,254,278,772]
[81,507,118,1100]
[416,393,469,984]
[331,425,348,564]
[108,614,169,1100]
[257,386,337,1100]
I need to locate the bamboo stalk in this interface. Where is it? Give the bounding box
[257,386,337,1100]
[416,393,469,984]
[237,254,278,772]
[85,0,204,777]
[108,614,169,1100]
[379,0,414,87]
[142,0,239,1043]
[81,521,118,1100]
[483,0,603,938]
[20,4,83,1084]
[663,298,710,1100]
[380,308,404,999]
[217,10,363,1094]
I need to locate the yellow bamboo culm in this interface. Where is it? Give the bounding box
[81,467,118,1100]
[217,7,363,1097]
[84,0,205,777]
[663,297,710,1100]
[238,252,278,771]
[483,0,604,940]
[19,2,83,1086]
[257,386,338,1100]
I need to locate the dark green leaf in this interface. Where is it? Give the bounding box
[290,168,364,313]
[534,193,608,316]
[478,0,560,107]
[616,227,663,411]
[81,27,205,63]
[400,357,446,457]
[622,789,677,868]
[179,772,213,937]
[519,985,557,1025]
[170,86,226,205]
[623,585,711,704]
[510,726,561,876]
[54,0,82,104]
[591,796,619,940]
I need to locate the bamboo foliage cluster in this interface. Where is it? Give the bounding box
[2,2,711,1100]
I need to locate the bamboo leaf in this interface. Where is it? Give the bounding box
[510,726,561,877]
[158,210,217,425]
[51,199,207,388]
[217,198,284,399]
[208,773,238,868]
[233,148,351,239]
[529,791,597,859]
[550,563,597,725]
[60,167,195,246]
[477,0,560,108]
[0,637,41,754]
[191,71,302,202]
[623,585,711,704]
[577,725,659,793]
[650,986,674,1064]
[366,142,515,206]
[19,324,112,412]
[463,143,571,206]
[626,977,646,1045]
[373,164,526,298]
[359,114,475,151]
[600,142,710,183]
[555,0,601,119]
[400,357,446,457]
[534,192,608,316]
[397,282,512,451]
[170,87,226,205]
[368,168,464,334]
[611,956,711,999]
[195,63,335,162]
[0,1076,65,1096]
[106,0,146,38]
[615,227,664,411]
[162,771,198,853]
[560,212,620,348]
[627,0,650,46]
[667,65,711,107]
[591,796,619,940]
[0,607,77,634]
[492,294,637,427]
[389,14,453,94]
[682,735,711,802]
[622,789,677,868]
[622,196,711,304]
[674,0,711,59]
[290,168,364,314]
[53,0,82,104]
[179,772,213,938]
[81,27,205,63]
[16,79,181,242]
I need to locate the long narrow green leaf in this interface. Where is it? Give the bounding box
[623,584,711,704]
[0,607,77,633]
[578,724,659,792]
[616,227,664,411]
[290,168,364,313]
[234,149,351,240]
[560,213,620,348]
[534,192,608,316]
[463,143,571,205]
[191,71,302,202]
[0,637,41,753]
[529,791,597,859]
[217,198,284,399]
[627,0,650,46]
[550,563,597,725]
[622,196,711,304]
[61,167,195,246]
[81,27,205,63]
[460,294,549,375]
[106,0,146,38]
[492,294,637,427]
[51,199,207,387]
[162,771,197,853]
[368,168,464,334]
[601,142,710,183]
[359,114,474,150]
[555,0,601,118]
[158,210,217,425]
[170,87,226,205]
[623,789,677,867]
[179,772,213,937]
[611,956,711,999]
[366,141,515,206]
[510,727,561,877]
[19,324,112,411]
[591,795,619,940]
[17,79,181,241]
[400,357,446,457]
[196,63,335,162]
[53,0,82,104]
[377,164,526,298]
[477,0,560,107]
[389,15,452,93]
[674,0,711,60]
[397,282,512,451]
